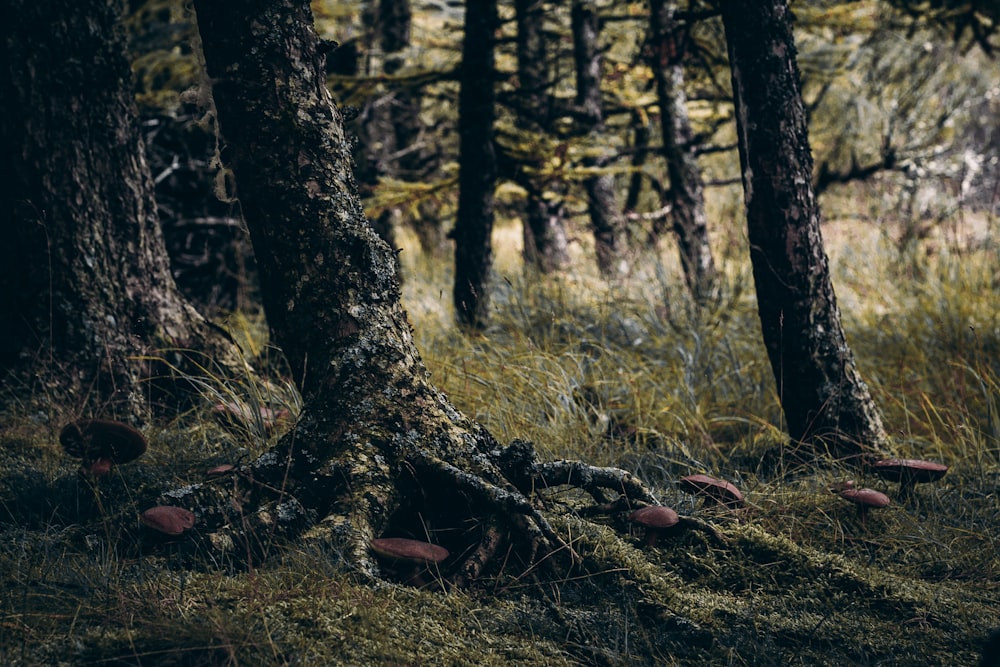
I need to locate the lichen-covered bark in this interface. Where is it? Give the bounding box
[649,0,718,302]
[572,1,629,278]
[453,0,499,329]
[189,0,656,581]
[0,0,245,422]
[720,0,888,460]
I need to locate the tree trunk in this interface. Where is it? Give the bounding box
[515,0,570,273]
[354,0,417,276]
[453,0,499,329]
[649,0,718,302]
[720,0,888,461]
[572,1,629,277]
[0,0,245,422]
[189,0,656,580]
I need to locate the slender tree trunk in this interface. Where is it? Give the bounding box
[0,0,245,422]
[624,108,653,218]
[649,0,718,302]
[720,0,888,461]
[515,0,570,273]
[572,1,629,277]
[356,0,418,269]
[187,0,655,581]
[453,0,499,328]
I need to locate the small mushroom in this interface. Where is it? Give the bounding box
[627,505,680,547]
[678,474,744,509]
[871,458,948,499]
[59,419,147,478]
[140,506,196,537]
[838,487,890,522]
[207,463,237,477]
[369,537,449,588]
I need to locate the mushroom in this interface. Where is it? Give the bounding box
[678,474,744,509]
[207,463,237,477]
[627,505,680,547]
[369,537,449,588]
[871,458,948,499]
[59,419,147,478]
[140,505,196,537]
[837,487,890,522]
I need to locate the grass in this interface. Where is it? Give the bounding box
[0,191,997,664]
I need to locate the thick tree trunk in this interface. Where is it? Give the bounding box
[572,2,629,277]
[515,0,570,273]
[189,0,656,581]
[649,0,718,302]
[0,0,245,422]
[453,0,499,329]
[720,0,888,461]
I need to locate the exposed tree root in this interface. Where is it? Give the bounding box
[153,419,672,588]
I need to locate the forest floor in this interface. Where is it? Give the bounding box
[0,206,997,665]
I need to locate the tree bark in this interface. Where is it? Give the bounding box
[189,0,656,580]
[515,0,570,273]
[0,0,245,422]
[453,0,499,329]
[572,1,629,278]
[649,0,718,302]
[720,0,888,461]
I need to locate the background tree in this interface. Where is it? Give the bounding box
[512,0,571,273]
[453,0,499,328]
[571,1,630,277]
[720,0,889,461]
[648,0,718,302]
[0,0,245,422]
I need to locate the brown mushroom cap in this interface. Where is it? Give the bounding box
[60,419,147,465]
[678,474,744,507]
[627,505,680,529]
[839,487,891,509]
[871,458,948,485]
[140,506,196,536]
[369,537,449,565]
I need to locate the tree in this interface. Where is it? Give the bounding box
[571,1,630,277]
[513,0,571,273]
[648,0,718,302]
[186,0,655,579]
[453,0,499,329]
[0,0,245,422]
[719,0,889,461]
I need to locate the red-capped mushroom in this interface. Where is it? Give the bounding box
[59,419,147,478]
[369,537,449,588]
[838,487,890,522]
[627,505,680,547]
[678,474,744,508]
[140,506,196,537]
[207,463,237,477]
[871,458,948,499]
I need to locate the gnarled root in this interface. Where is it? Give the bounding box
[154,429,663,588]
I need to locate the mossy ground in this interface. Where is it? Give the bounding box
[1,200,997,665]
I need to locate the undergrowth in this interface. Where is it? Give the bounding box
[0,206,997,665]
